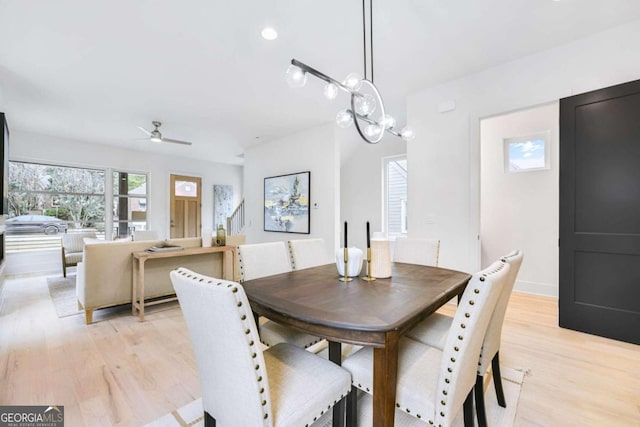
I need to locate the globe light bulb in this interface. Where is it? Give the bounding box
[382,114,396,129]
[323,83,338,100]
[364,123,382,139]
[343,73,362,91]
[354,94,376,116]
[336,109,353,128]
[400,126,415,141]
[285,64,307,88]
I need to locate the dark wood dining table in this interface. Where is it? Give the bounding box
[242,262,471,427]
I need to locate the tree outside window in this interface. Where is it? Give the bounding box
[9,162,105,230]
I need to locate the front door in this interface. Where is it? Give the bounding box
[559,79,640,345]
[170,174,201,238]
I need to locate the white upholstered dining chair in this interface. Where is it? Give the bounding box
[288,238,328,270]
[406,250,524,427]
[393,237,440,266]
[171,268,351,426]
[237,242,322,350]
[342,260,511,427]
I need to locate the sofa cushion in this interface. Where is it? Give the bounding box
[165,237,202,248]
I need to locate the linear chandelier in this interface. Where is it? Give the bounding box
[284,0,414,144]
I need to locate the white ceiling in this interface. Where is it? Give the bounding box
[1,0,640,165]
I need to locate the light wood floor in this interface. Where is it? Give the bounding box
[0,274,638,426]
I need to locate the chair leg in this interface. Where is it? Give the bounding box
[84,309,93,325]
[204,411,216,427]
[475,375,488,427]
[463,389,475,427]
[492,352,507,408]
[63,265,67,278]
[346,386,358,427]
[332,394,346,427]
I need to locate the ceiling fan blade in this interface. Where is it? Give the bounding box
[163,137,193,146]
[137,126,152,136]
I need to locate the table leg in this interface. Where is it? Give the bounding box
[221,248,227,280]
[138,259,146,321]
[222,247,234,281]
[329,341,345,427]
[372,333,400,427]
[329,341,342,365]
[132,258,138,315]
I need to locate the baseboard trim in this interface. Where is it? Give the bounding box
[514,280,557,297]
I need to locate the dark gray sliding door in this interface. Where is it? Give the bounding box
[559,79,640,345]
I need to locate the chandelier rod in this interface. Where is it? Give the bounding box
[370,0,374,84]
[351,109,402,137]
[362,0,374,83]
[291,59,364,99]
[362,0,367,82]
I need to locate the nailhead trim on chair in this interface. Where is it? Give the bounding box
[431,261,507,427]
[237,247,246,282]
[176,268,272,423]
[177,267,350,426]
[301,390,349,427]
[360,264,504,427]
[476,251,520,375]
[287,241,297,270]
[259,336,323,349]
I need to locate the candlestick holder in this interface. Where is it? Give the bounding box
[339,247,353,282]
[362,247,376,281]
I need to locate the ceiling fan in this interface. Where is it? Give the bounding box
[137,121,192,146]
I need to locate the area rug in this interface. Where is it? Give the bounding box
[47,275,82,318]
[145,366,526,427]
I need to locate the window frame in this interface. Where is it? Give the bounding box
[6,160,151,252]
[382,154,408,238]
[112,170,149,239]
[7,160,107,250]
[503,130,551,173]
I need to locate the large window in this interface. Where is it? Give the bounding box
[384,155,407,236]
[7,162,150,251]
[113,171,148,239]
[7,162,106,250]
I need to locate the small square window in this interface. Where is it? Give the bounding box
[503,131,551,173]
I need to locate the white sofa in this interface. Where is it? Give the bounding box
[76,237,224,324]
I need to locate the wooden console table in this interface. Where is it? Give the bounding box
[132,245,237,321]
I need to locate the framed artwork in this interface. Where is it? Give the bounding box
[503,131,551,173]
[213,185,233,228]
[264,171,310,234]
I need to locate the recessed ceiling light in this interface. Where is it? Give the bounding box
[261,27,278,41]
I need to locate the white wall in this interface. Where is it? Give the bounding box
[243,124,339,263]
[481,103,559,296]
[7,130,243,275]
[407,18,640,293]
[340,129,406,250]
